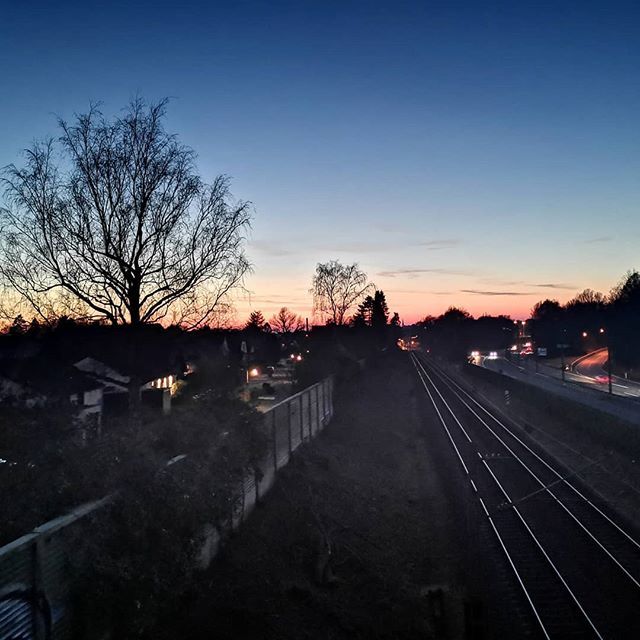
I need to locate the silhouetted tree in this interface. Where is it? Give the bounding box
[419,315,437,329]
[245,310,269,332]
[8,315,28,335]
[416,307,473,360]
[440,306,473,323]
[529,299,564,354]
[269,307,303,334]
[390,312,401,327]
[563,289,606,349]
[474,314,515,351]
[609,271,640,368]
[311,260,372,325]
[609,271,640,308]
[568,289,606,307]
[371,290,389,328]
[531,299,563,321]
[350,290,388,328]
[0,98,251,327]
[352,296,373,327]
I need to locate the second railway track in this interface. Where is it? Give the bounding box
[410,352,640,639]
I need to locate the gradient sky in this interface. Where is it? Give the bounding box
[1,0,639,324]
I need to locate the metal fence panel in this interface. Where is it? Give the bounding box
[0,536,36,640]
[289,398,301,452]
[0,595,33,640]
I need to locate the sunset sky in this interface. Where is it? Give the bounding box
[1,1,639,324]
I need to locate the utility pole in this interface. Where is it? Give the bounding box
[560,327,567,383]
[607,329,613,395]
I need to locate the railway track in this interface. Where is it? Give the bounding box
[410,352,640,639]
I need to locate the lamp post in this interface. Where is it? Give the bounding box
[606,328,613,396]
[586,327,613,395]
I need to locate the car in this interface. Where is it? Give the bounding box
[594,375,611,384]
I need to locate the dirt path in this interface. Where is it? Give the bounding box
[156,353,488,639]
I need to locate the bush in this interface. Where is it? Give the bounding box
[21,394,269,638]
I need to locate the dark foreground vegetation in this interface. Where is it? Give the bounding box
[0,317,400,638]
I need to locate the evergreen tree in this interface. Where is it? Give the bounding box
[371,290,389,328]
[245,310,269,332]
[352,296,374,327]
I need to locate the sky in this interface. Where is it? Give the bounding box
[1,0,639,324]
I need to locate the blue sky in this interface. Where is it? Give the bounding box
[1,0,639,322]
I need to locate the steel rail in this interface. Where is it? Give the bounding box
[411,354,603,639]
[409,355,551,639]
[423,354,640,557]
[418,355,640,591]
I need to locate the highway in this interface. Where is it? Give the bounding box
[411,352,640,639]
[479,354,640,427]
[573,348,640,398]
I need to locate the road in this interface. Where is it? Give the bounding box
[573,348,640,398]
[411,352,640,639]
[479,353,640,426]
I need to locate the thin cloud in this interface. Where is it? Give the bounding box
[583,236,612,244]
[479,278,525,286]
[461,289,530,296]
[481,279,577,291]
[416,239,461,250]
[378,268,472,278]
[535,283,576,290]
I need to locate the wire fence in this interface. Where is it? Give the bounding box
[0,376,334,640]
[200,376,334,563]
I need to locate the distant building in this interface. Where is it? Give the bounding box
[0,357,103,426]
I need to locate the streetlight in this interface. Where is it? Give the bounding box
[582,328,612,394]
[601,327,613,395]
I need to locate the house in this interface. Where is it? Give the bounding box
[0,357,103,426]
[73,355,183,417]
[0,323,194,422]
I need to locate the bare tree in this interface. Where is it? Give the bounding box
[0,98,251,327]
[269,306,303,334]
[311,260,372,325]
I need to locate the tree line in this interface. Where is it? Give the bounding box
[529,271,640,368]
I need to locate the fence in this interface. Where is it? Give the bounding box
[0,376,334,640]
[201,376,334,564]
